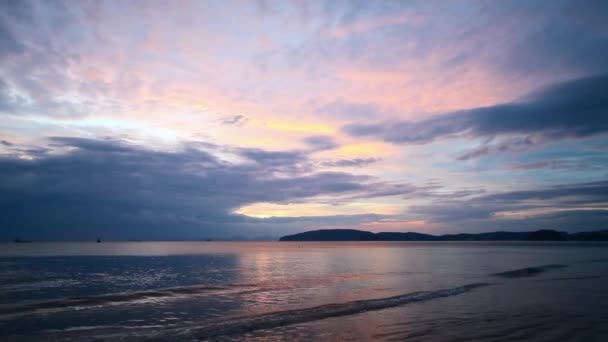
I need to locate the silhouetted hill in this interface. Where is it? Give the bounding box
[439,232,526,241]
[279,229,376,241]
[374,232,437,241]
[570,230,608,241]
[526,229,569,241]
[279,229,608,241]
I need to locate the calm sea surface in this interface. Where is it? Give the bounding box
[1,241,607,341]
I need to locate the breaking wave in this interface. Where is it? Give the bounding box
[0,283,257,316]
[146,283,492,340]
[0,270,426,318]
[491,264,567,278]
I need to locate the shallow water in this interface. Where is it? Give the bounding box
[1,241,607,341]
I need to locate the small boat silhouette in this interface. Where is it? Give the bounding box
[96,237,102,243]
[14,238,32,243]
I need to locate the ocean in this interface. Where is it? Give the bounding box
[1,241,607,341]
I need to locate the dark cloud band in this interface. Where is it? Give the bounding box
[0,137,414,240]
[344,73,608,146]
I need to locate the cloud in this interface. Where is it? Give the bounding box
[49,136,134,153]
[410,180,608,227]
[234,147,310,175]
[478,181,608,205]
[494,0,608,76]
[0,1,28,58]
[0,78,27,113]
[0,1,100,118]
[314,100,381,120]
[0,21,22,58]
[321,157,381,168]
[220,114,248,126]
[302,135,339,151]
[330,12,427,39]
[1,1,606,239]
[510,160,586,171]
[427,209,608,234]
[344,73,608,149]
[456,136,540,160]
[0,137,416,240]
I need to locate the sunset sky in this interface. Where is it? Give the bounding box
[1,0,607,240]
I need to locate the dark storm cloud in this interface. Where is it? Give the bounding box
[0,137,418,240]
[344,73,608,147]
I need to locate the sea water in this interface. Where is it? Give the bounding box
[1,241,607,341]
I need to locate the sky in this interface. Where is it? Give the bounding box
[1,0,607,240]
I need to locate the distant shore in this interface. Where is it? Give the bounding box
[279,229,608,242]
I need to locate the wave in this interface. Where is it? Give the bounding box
[544,275,607,281]
[0,270,426,317]
[491,264,567,278]
[0,283,257,316]
[146,283,491,340]
[578,258,608,264]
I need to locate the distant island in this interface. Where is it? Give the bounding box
[279,229,608,241]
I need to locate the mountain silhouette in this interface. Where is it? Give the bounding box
[279,229,608,241]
